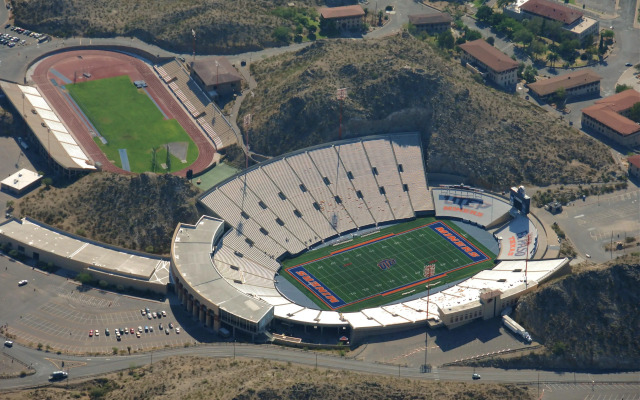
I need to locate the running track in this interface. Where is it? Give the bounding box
[32,50,216,177]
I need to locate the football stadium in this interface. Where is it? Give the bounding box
[170,133,569,344]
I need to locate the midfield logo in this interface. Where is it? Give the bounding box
[378,258,396,270]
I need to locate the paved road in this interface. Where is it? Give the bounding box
[2,339,640,392]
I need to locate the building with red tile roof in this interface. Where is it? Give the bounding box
[581,89,640,147]
[408,12,453,35]
[320,5,365,30]
[459,39,519,90]
[628,154,640,179]
[528,69,601,101]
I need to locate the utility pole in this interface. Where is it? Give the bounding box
[336,88,347,140]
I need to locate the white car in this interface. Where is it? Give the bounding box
[175,327,180,334]
[138,326,143,332]
[18,280,28,286]
[95,329,99,336]
[4,340,13,347]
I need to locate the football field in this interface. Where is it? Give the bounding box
[281,217,496,312]
[66,75,198,173]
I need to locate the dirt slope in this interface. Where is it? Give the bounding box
[15,172,199,254]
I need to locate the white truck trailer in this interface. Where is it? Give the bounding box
[503,315,532,343]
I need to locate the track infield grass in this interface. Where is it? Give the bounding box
[281,217,496,312]
[66,75,198,173]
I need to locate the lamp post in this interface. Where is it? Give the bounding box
[422,263,437,373]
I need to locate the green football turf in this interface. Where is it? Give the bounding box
[66,75,198,173]
[281,217,496,312]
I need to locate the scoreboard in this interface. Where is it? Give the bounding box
[509,186,530,215]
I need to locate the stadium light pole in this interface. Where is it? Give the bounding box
[191,29,196,66]
[336,88,347,140]
[422,264,437,373]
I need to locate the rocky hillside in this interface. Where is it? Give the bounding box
[240,35,617,188]
[0,102,23,136]
[2,357,534,400]
[513,261,640,370]
[15,172,199,254]
[12,0,320,54]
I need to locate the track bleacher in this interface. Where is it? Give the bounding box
[156,59,237,150]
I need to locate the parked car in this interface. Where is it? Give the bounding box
[175,327,180,334]
[144,326,149,332]
[149,326,153,332]
[136,332,141,338]
[105,328,110,336]
[89,330,93,337]
[18,280,28,286]
[141,309,146,315]
[169,322,174,329]
[130,327,134,334]
[162,310,167,317]
[95,329,99,337]
[625,63,633,67]
[165,328,169,335]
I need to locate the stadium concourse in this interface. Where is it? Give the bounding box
[171,133,569,344]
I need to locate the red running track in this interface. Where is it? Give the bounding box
[31,50,216,177]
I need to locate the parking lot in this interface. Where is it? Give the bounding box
[0,254,219,355]
[0,24,48,49]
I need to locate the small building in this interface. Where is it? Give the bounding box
[507,0,598,42]
[628,155,640,180]
[191,57,243,98]
[408,12,453,35]
[459,39,519,90]
[320,5,365,31]
[1,169,42,196]
[527,69,601,102]
[581,89,640,147]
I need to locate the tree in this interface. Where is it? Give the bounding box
[629,102,640,123]
[486,36,495,46]
[529,39,546,60]
[76,272,94,285]
[476,5,493,22]
[553,87,568,107]
[522,65,538,83]
[513,28,533,47]
[437,30,454,49]
[42,177,52,189]
[272,26,292,43]
[615,84,633,93]
[465,29,482,41]
[547,52,558,68]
